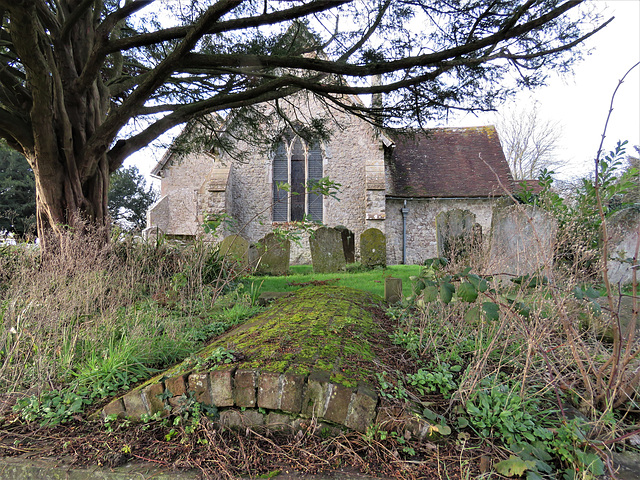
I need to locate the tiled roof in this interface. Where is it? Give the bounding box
[386,126,514,198]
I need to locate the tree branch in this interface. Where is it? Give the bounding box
[103,0,350,54]
[86,0,244,170]
[59,0,94,40]
[175,1,596,81]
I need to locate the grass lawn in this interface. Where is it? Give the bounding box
[241,264,422,298]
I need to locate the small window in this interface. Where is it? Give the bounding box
[272,135,323,222]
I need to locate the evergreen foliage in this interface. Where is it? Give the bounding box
[108,166,158,232]
[0,140,36,238]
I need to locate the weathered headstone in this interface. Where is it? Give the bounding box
[219,234,249,268]
[309,227,346,273]
[255,232,291,276]
[436,209,477,262]
[360,228,386,267]
[335,225,355,263]
[384,277,402,303]
[607,213,639,285]
[487,205,557,277]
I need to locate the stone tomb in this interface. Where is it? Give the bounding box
[360,228,386,267]
[309,227,346,273]
[219,234,249,268]
[436,209,477,262]
[487,205,557,278]
[255,232,291,276]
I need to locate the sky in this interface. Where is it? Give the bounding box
[450,0,640,180]
[128,0,640,185]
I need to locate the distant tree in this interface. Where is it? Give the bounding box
[108,166,158,232]
[0,140,36,238]
[495,103,562,180]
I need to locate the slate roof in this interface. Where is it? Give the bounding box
[386,126,514,198]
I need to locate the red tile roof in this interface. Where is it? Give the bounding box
[386,126,514,198]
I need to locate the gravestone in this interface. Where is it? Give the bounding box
[309,227,346,273]
[219,234,249,268]
[335,225,355,263]
[384,277,402,303]
[436,209,477,262]
[255,232,291,276]
[487,205,557,277]
[607,213,639,285]
[360,228,386,267]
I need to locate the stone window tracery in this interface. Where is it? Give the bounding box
[272,134,323,222]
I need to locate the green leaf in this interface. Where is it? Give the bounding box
[422,408,437,421]
[458,282,478,302]
[440,282,454,304]
[423,286,438,303]
[464,306,480,324]
[495,455,536,477]
[457,417,469,428]
[482,302,500,321]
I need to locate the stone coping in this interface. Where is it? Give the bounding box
[102,367,378,433]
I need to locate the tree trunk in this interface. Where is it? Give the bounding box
[7,1,113,254]
[32,151,111,253]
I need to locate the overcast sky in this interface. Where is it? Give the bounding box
[450,0,640,180]
[130,0,640,185]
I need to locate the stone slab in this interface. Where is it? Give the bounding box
[188,373,212,405]
[164,375,187,397]
[258,371,282,410]
[142,382,165,415]
[384,277,402,304]
[122,391,149,419]
[102,398,125,419]
[210,367,235,407]
[309,227,346,273]
[219,234,249,267]
[280,372,305,414]
[360,228,386,267]
[233,369,257,407]
[344,385,378,433]
[323,383,354,425]
[255,232,291,276]
[303,370,330,417]
[436,209,476,262]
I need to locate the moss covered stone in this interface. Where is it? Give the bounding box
[102,286,392,432]
[187,286,384,384]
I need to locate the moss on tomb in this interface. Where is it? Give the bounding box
[182,285,388,387]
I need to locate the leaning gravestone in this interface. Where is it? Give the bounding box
[436,209,476,262]
[255,232,291,276]
[219,234,249,268]
[488,205,557,277]
[335,225,356,263]
[309,227,346,273]
[607,213,639,285]
[360,228,386,268]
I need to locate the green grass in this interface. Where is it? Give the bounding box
[241,264,422,298]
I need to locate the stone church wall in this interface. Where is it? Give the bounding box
[216,94,385,247]
[385,198,497,265]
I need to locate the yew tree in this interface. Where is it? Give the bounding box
[0,0,608,252]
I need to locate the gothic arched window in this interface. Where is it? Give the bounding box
[272,135,323,222]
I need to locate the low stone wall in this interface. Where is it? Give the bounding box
[102,367,378,433]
